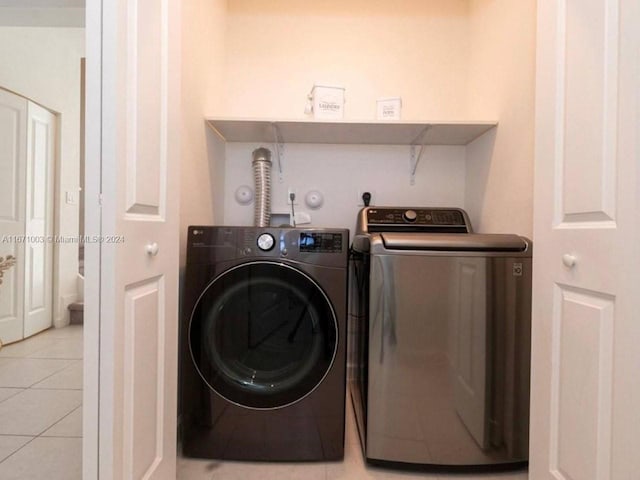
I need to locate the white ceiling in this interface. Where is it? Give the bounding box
[0,0,84,7]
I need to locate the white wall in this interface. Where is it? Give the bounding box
[197,1,537,238]
[464,0,536,238]
[218,0,470,232]
[224,143,466,236]
[0,26,84,326]
[215,0,536,238]
[0,7,84,27]
[222,0,470,121]
[180,0,228,267]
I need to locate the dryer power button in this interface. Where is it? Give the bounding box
[257,233,275,251]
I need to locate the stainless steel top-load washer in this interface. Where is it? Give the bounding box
[349,207,532,471]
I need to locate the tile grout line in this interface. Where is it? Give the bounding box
[27,357,83,361]
[0,334,82,361]
[0,434,84,466]
[29,359,84,390]
[30,387,83,391]
[0,328,84,474]
[0,358,78,389]
[25,337,84,360]
[0,390,83,438]
[37,404,83,438]
[26,358,80,390]
[0,333,63,359]
[0,388,26,406]
[0,435,39,465]
[25,358,82,389]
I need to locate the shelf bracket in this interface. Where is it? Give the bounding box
[271,122,285,183]
[409,125,431,185]
[409,145,417,186]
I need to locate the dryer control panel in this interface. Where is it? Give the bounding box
[299,232,344,253]
[186,226,348,268]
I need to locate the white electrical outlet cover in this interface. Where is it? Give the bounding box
[234,185,254,205]
[287,187,297,204]
[305,190,324,209]
[294,212,312,225]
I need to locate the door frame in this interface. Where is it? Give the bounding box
[83,0,102,477]
[0,86,60,343]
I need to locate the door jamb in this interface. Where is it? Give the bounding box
[84,0,102,477]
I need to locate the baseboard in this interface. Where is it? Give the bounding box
[54,293,79,328]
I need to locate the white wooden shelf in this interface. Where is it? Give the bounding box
[206,117,497,146]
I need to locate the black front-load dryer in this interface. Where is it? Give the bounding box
[180,226,349,461]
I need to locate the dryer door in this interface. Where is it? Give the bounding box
[189,261,338,409]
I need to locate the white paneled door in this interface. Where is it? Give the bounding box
[95,0,181,479]
[23,102,55,338]
[0,90,27,344]
[0,91,54,344]
[531,1,640,479]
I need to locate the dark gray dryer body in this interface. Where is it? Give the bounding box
[349,207,532,471]
[181,226,349,461]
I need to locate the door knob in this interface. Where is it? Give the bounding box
[562,253,576,268]
[146,242,159,256]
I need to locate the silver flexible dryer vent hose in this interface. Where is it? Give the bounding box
[252,147,273,227]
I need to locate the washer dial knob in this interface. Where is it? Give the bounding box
[403,209,418,223]
[257,233,275,251]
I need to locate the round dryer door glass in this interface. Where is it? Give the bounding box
[189,261,338,409]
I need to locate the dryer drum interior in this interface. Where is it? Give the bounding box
[189,261,338,410]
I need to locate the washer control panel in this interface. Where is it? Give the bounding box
[402,209,418,223]
[367,208,466,226]
[357,207,471,234]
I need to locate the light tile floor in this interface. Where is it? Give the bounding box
[0,326,528,480]
[177,395,529,480]
[0,325,83,479]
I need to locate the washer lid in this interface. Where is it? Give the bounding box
[380,233,529,252]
